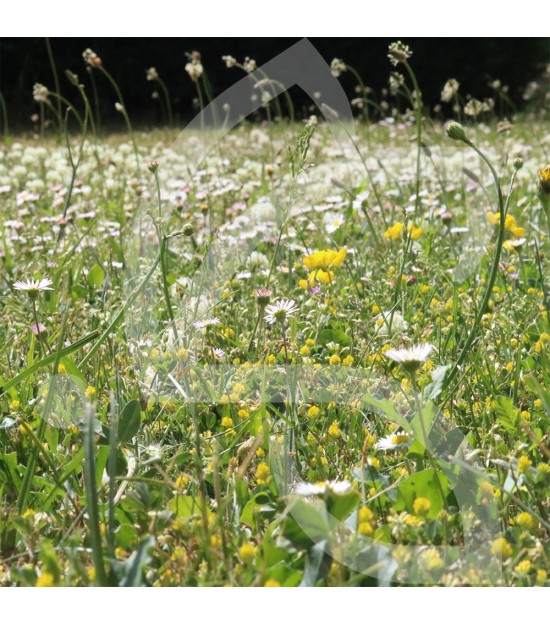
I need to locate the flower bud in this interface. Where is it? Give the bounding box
[65,70,80,87]
[182,223,194,237]
[147,160,159,174]
[445,121,468,142]
[513,158,524,170]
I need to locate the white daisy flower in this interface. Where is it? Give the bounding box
[376,430,412,451]
[385,343,434,372]
[193,317,221,330]
[293,479,353,496]
[13,278,53,293]
[324,212,344,234]
[210,348,226,362]
[264,299,299,325]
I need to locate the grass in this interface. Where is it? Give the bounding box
[0,62,549,587]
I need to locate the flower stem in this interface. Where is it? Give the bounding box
[446,141,508,387]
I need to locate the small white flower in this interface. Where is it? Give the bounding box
[293,479,352,496]
[264,299,299,325]
[385,343,434,366]
[376,430,412,451]
[210,347,226,362]
[375,310,408,336]
[193,317,221,330]
[325,212,344,234]
[13,278,53,293]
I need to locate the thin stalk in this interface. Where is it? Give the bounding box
[157,77,173,126]
[0,90,9,137]
[45,38,62,122]
[98,66,140,168]
[402,60,423,220]
[446,144,511,387]
[83,406,109,586]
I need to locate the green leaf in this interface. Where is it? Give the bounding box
[168,495,202,519]
[410,400,438,448]
[423,365,450,401]
[283,498,330,550]
[299,540,332,587]
[326,489,360,522]
[240,492,275,529]
[363,394,411,433]
[495,395,519,434]
[524,376,550,416]
[396,468,449,518]
[87,264,106,288]
[118,399,141,443]
[119,536,155,587]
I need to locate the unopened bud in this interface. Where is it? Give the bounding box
[513,158,523,170]
[147,160,159,174]
[445,121,468,142]
[115,102,125,113]
[65,70,80,87]
[255,287,272,308]
[182,223,194,237]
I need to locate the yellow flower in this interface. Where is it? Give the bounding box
[538,165,550,194]
[256,462,271,485]
[486,211,500,225]
[384,222,404,241]
[358,506,375,523]
[420,547,443,572]
[264,579,280,587]
[328,420,341,438]
[36,572,55,587]
[303,248,347,271]
[238,542,257,564]
[407,224,423,240]
[307,405,320,419]
[308,269,334,285]
[221,416,234,429]
[491,537,513,559]
[517,455,532,474]
[342,354,354,367]
[358,522,374,536]
[413,497,432,517]
[57,363,67,375]
[536,569,548,585]
[516,512,537,532]
[514,560,532,577]
[329,354,341,366]
[509,225,525,237]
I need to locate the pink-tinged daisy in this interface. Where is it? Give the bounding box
[264,299,299,325]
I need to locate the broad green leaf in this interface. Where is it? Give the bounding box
[283,498,330,550]
[119,536,155,587]
[118,399,141,443]
[87,264,106,288]
[396,468,449,518]
[363,394,411,433]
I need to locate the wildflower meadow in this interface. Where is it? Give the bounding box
[0,36,549,591]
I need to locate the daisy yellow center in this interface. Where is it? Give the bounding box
[391,433,410,445]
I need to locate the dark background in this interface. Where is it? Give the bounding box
[0,38,548,129]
